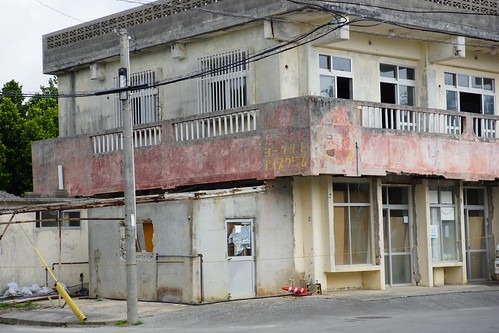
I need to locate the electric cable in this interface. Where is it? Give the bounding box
[2,1,496,99]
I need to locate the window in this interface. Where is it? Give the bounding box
[36,211,81,229]
[445,72,495,115]
[429,186,458,262]
[114,69,159,127]
[227,220,252,257]
[333,182,372,265]
[380,64,416,106]
[445,72,496,136]
[198,50,248,114]
[319,54,353,99]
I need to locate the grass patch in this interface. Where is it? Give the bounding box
[115,320,128,327]
[114,319,142,327]
[0,301,37,310]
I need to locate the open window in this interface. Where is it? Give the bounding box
[445,72,496,136]
[319,54,353,99]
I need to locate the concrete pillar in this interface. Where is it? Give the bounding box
[414,179,432,286]
[292,176,330,289]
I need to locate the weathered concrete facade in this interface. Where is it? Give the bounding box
[32,98,499,196]
[28,0,499,302]
[87,180,294,303]
[0,208,89,292]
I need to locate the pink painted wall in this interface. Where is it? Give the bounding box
[32,97,498,197]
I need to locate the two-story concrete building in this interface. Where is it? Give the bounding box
[28,0,498,303]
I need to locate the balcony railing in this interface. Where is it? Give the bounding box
[92,125,162,154]
[174,109,257,142]
[360,104,498,138]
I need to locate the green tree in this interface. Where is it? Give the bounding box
[0,78,58,196]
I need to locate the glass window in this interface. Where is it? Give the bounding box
[319,54,330,70]
[484,95,495,115]
[483,78,494,91]
[399,67,415,80]
[458,74,469,87]
[445,72,456,86]
[464,188,485,206]
[382,186,409,205]
[319,54,353,99]
[445,72,496,118]
[333,57,351,72]
[380,64,397,78]
[333,182,371,265]
[379,63,416,107]
[36,211,81,229]
[472,77,482,89]
[446,91,458,111]
[320,75,335,98]
[227,220,252,257]
[429,186,458,262]
[399,85,415,106]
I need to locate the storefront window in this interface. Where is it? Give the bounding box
[333,182,372,265]
[429,186,458,262]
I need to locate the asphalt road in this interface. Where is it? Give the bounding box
[1,290,499,332]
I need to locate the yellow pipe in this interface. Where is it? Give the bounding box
[34,247,87,321]
[55,282,87,321]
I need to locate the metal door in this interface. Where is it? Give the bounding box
[383,186,413,285]
[226,219,255,299]
[464,188,488,280]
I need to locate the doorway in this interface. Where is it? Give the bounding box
[383,186,413,285]
[464,188,489,280]
[226,219,255,299]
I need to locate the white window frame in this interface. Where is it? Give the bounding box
[114,69,159,127]
[319,54,353,99]
[198,50,248,114]
[379,63,416,106]
[444,72,496,115]
[35,211,81,229]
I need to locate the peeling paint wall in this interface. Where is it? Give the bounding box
[87,180,295,303]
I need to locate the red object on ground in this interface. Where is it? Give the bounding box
[281,286,309,296]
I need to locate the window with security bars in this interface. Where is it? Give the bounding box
[114,70,159,127]
[35,211,81,228]
[197,50,248,114]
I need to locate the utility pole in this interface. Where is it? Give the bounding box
[118,28,138,324]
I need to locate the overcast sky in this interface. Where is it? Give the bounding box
[0,0,144,93]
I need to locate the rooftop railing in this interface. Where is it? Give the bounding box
[46,0,224,49]
[423,0,497,15]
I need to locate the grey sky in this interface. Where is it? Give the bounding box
[0,0,143,93]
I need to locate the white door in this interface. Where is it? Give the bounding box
[226,219,255,299]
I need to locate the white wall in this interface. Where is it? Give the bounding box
[0,211,89,293]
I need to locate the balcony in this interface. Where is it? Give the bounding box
[32,97,499,197]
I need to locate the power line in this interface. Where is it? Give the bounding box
[33,0,83,22]
[2,1,496,99]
